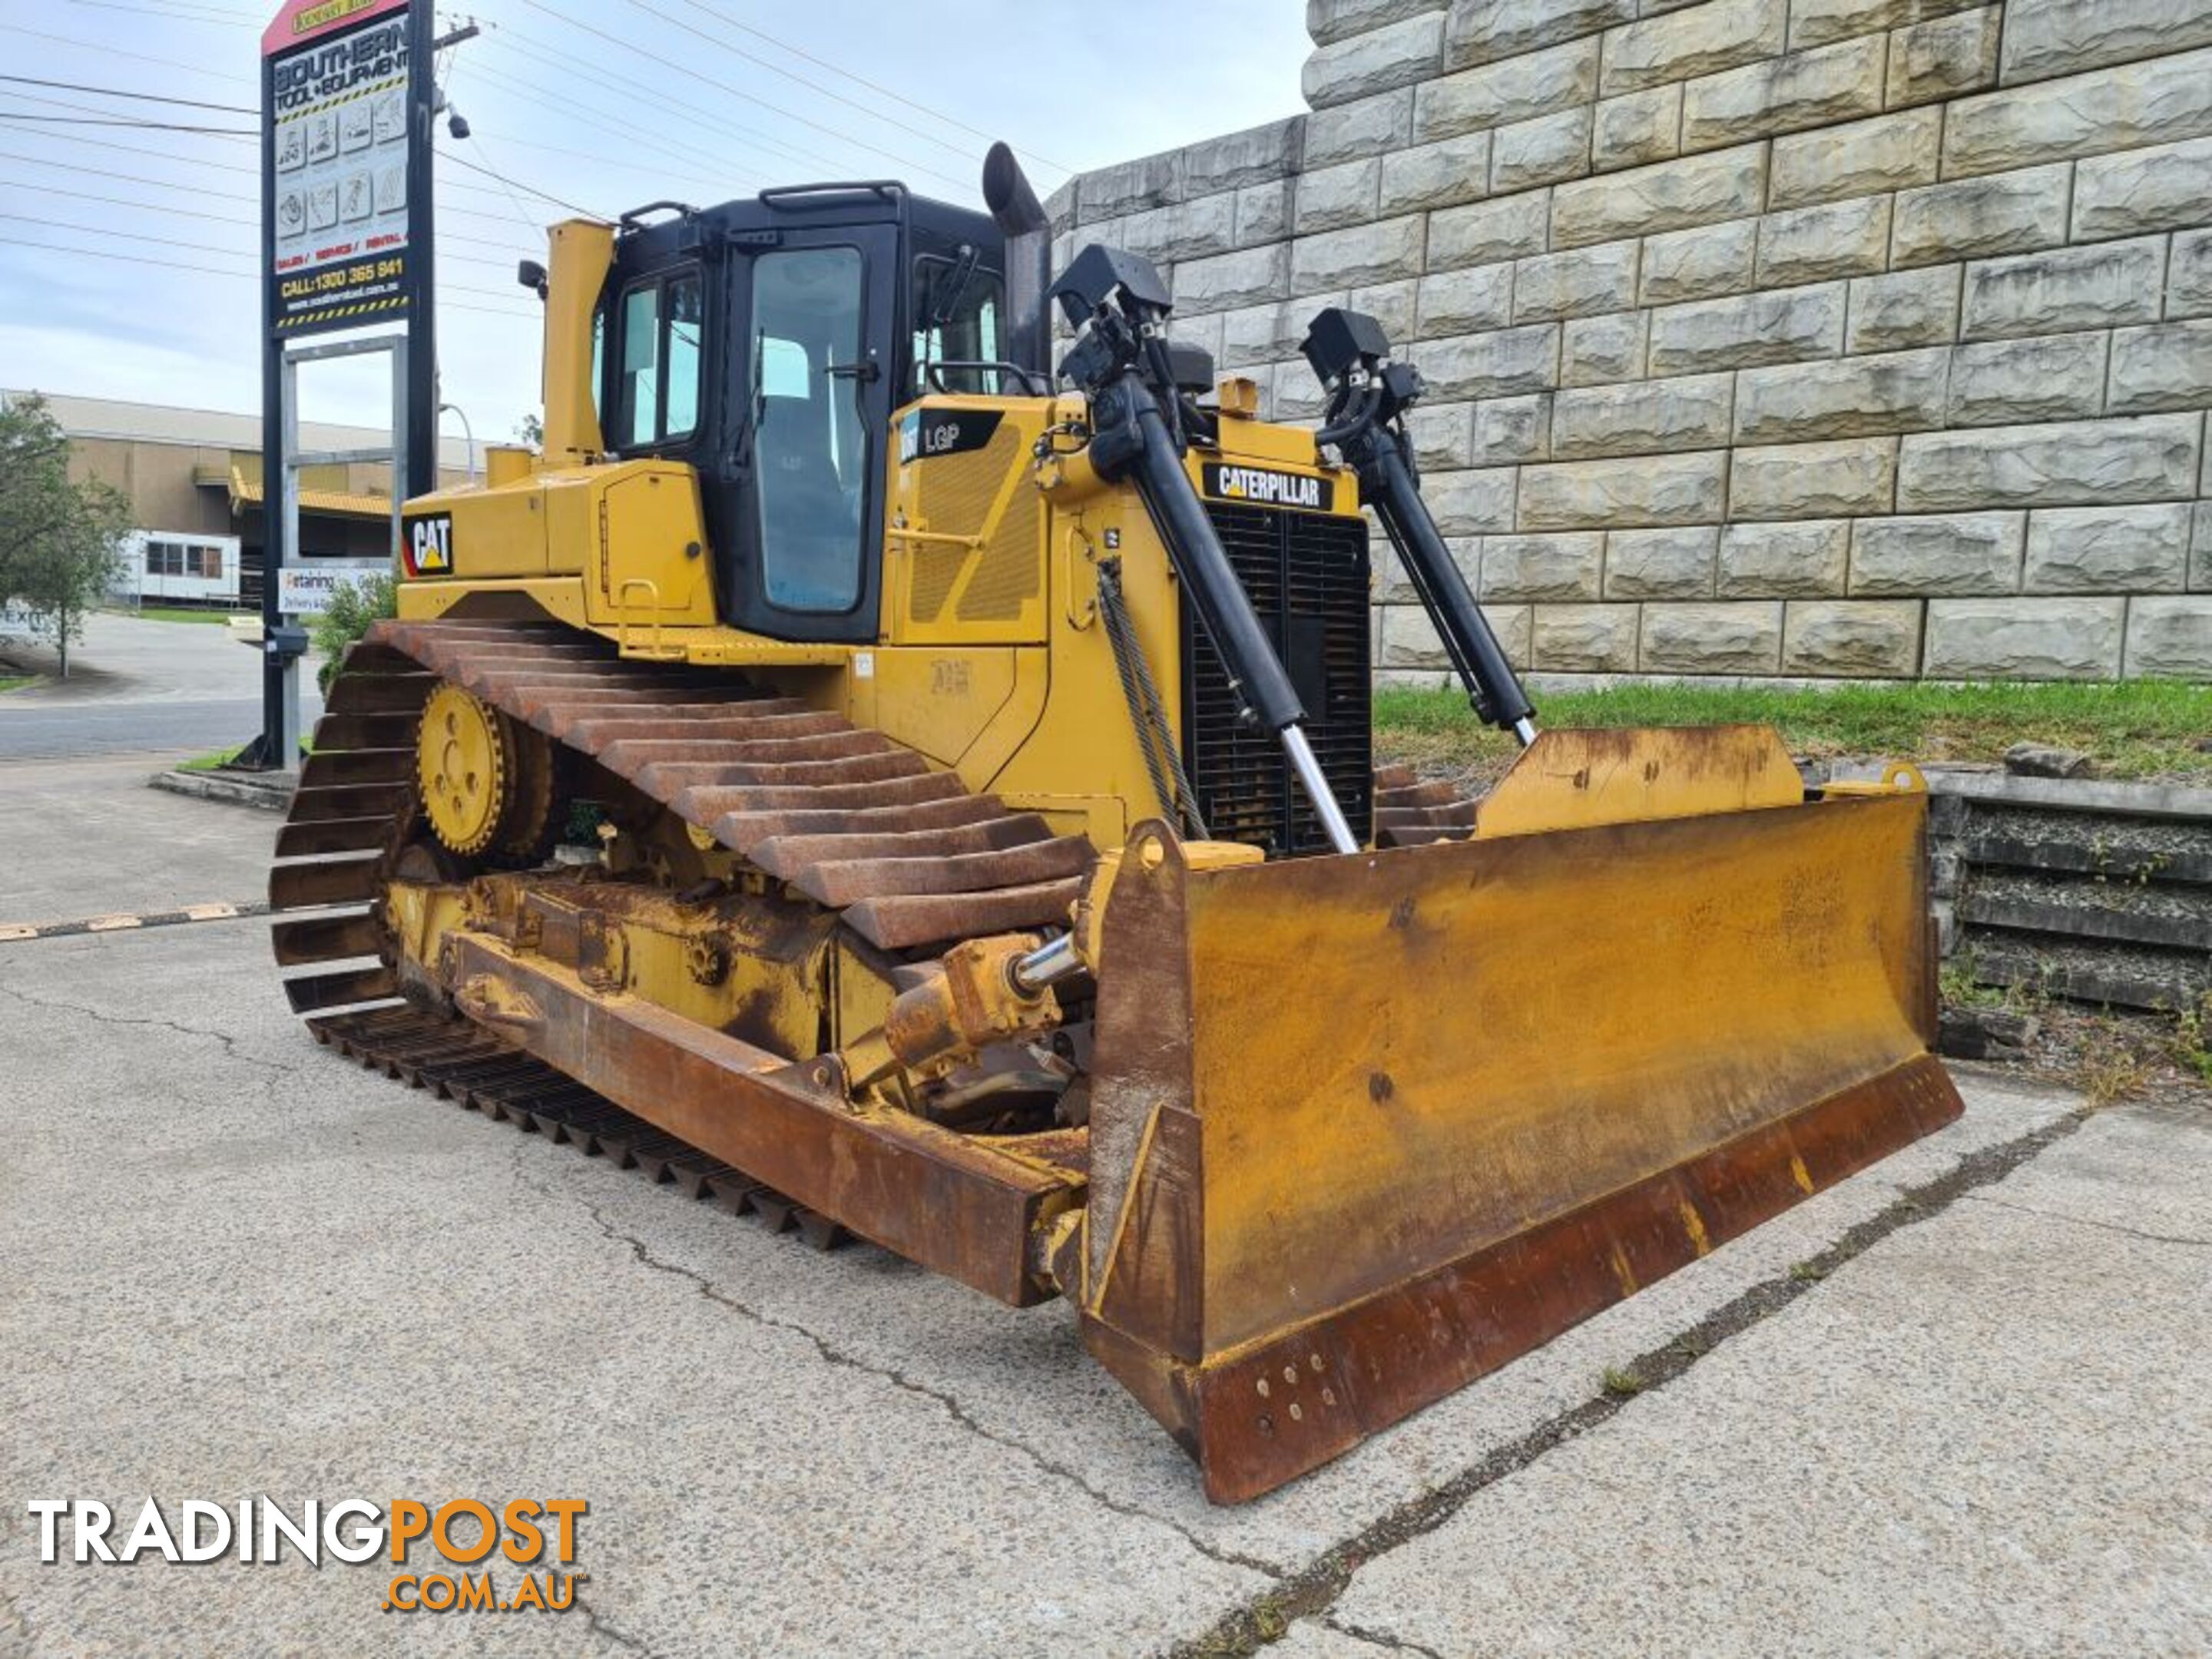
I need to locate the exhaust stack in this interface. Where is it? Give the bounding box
[982,141,1053,383]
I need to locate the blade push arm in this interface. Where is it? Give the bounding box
[1302,308,1538,747]
[1051,247,1361,856]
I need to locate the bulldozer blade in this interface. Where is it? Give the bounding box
[1078,727,1962,1503]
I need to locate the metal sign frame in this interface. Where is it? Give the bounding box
[254,0,437,771]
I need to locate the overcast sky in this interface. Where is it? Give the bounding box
[0,0,1312,440]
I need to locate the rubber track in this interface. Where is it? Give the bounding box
[312,1005,850,1248]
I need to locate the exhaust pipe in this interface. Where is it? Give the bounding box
[982,141,1053,386]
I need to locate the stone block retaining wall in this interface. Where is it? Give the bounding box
[1044,0,2212,684]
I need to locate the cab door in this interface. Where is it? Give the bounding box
[719,224,899,644]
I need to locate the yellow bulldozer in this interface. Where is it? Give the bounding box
[270,146,1961,1503]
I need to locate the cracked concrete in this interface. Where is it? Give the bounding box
[3,753,2204,1654]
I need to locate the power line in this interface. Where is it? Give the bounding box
[0,155,544,260]
[0,234,538,320]
[63,0,262,24]
[631,0,982,167]
[0,176,546,257]
[661,0,1068,177]
[487,19,849,180]
[0,25,256,92]
[459,55,770,197]
[0,111,253,136]
[0,75,253,115]
[439,147,604,220]
[518,0,968,192]
[0,208,528,276]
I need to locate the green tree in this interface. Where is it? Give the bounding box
[0,394,131,679]
[310,568,397,693]
[515,411,544,452]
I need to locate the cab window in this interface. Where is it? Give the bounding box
[615,269,703,449]
[751,246,868,613]
[911,255,1005,396]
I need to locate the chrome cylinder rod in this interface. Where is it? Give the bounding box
[1282,724,1361,856]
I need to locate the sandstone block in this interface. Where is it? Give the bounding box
[1946,333,2109,426]
[1406,402,1476,469]
[1600,0,1789,96]
[1962,238,2166,341]
[1119,193,1237,264]
[1886,6,2000,108]
[1849,512,2025,594]
[1429,193,1551,269]
[1639,220,1757,305]
[1482,532,1607,599]
[1735,347,1949,444]
[1640,601,1786,671]
[1170,310,1227,372]
[1412,38,1601,142]
[2172,229,2212,322]
[1233,179,1293,245]
[1717,518,1851,594]
[1897,414,2202,511]
[1374,534,1482,604]
[1220,301,1311,369]
[1076,153,1182,223]
[1532,603,1641,670]
[1606,525,1718,598]
[2023,505,2193,593]
[2193,502,2212,591]
[1680,37,1886,151]
[1423,323,1563,398]
[1290,215,1428,295]
[1846,265,1962,353]
[1514,241,1641,323]
[1444,0,1635,69]
[1551,371,1734,456]
[1351,277,1422,341]
[1551,143,1767,247]
[1923,598,2125,678]
[1303,12,1446,108]
[1594,84,1684,169]
[1783,599,1922,674]
[1560,310,1651,384]
[1889,164,2070,269]
[1184,118,1306,194]
[1491,108,1595,193]
[2124,596,2212,677]
[2074,136,2212,242]
[1303,88,1416,167]
[2000,0,2212,86]
[1378,133,1494,215]
[1293,160,1382,235]
[1417,264,1518,336]
[1426,467,1522,535]
[2107,321,2212,416]
[1787,0,1985,51]
[1647,282,1846,375]
[1756,196,1892,286]
[1731,436,1899,518]
[1270,364,1330,421]
[1309,0,1447,49]
[1171,243,1290,313]
[1770,107,1940,208]
[1518,449,1730,528]
[1942,46,2212,180]
[1380,601,1452,667]
[1473,393,1555,463]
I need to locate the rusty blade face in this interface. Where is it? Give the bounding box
[1078,772,1961,1503]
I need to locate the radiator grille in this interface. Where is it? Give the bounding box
[1181,503,1373,857]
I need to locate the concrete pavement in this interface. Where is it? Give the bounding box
[1,759,2206,1655]
[0,612,322,760]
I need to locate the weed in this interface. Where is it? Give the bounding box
[1787,1261,1829,1283]
[1600,1366,1645,1397]
[2169,995,2212,1086]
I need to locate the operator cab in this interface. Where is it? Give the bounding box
[591,184,1036,644]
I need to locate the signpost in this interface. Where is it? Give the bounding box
[251,0,436,770]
